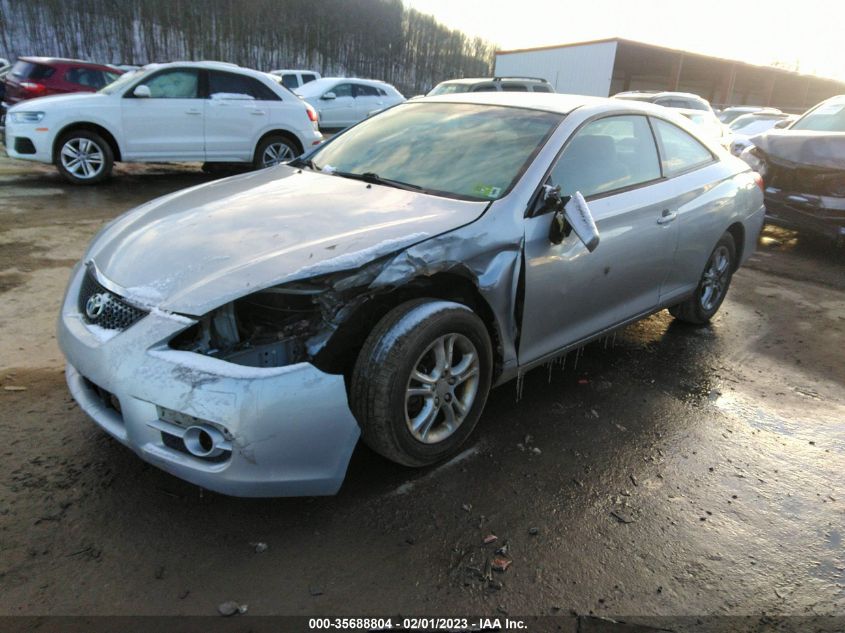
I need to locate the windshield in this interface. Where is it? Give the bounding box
[791,100,845,132]
[427,83,470,96]
[309,102,562,200]
[99,69,144,95]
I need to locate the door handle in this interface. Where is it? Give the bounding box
[657,209,677,225]
[250,110,266,116]
[185,109,201,115]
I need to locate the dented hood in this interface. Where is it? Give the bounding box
[86,166,488,315]
[752,130,845,170]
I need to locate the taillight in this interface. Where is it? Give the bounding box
[305,104,318,122]
[20,82,47,95]
[753,172,764,192]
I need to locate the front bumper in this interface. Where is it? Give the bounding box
[58,264,360,497]
[3,118,53,163]
[764,187,845,242]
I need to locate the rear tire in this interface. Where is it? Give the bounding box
[350,299,493,467]
[669,232,736,325]
[253,135,299,170]
[55,130,114,185]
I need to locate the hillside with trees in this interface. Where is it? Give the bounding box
[0,0,496,95]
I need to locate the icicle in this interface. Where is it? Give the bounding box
[547,361,553,384]
[515,370,525,402]
[612,332,617,348]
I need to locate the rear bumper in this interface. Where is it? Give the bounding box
[58,263,361,497]
[764,188,845,241]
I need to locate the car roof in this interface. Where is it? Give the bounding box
[417,91,639,115]
[18,56,118,70]
[139,61,275,81]
[616,90,708,102]
[436,77,549,85]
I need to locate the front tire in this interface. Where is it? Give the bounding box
[670,232,736,324]
[253,135,299,170]
[55,130,114,185]
[351,299,493,467]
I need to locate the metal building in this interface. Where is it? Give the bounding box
[494,38,845,112]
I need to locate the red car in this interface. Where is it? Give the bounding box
[3,57,122,107]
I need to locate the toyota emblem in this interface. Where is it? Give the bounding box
[85,293,108,320]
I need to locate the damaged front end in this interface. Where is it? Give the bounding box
[746,132,845,243]
[168,228,524,385]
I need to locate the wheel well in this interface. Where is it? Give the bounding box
[53,123,121,162]
[256,130,303,157]
[313,273,504,380]
[726,222,745,270]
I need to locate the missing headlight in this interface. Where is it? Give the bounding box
[170,284,324,368]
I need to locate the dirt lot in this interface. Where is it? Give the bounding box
[0,152,843,628]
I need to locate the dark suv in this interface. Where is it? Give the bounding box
[427,76,555,96]
[3,57,122,107]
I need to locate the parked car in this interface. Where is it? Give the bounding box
[269,69,320,90]
[741,95,845,244]
[57,92,764,496]
[614,90,715,114]
[294,77,404,128]
[4,61,322,184]
[718,105,782,125]
[3,57,122,108]
[727,112,795,156]
[427,76,554,96]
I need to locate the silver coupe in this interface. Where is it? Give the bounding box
[58,92,765,496]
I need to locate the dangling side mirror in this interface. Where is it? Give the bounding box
[549,189,600,252]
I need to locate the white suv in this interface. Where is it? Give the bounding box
[4,61,323,184]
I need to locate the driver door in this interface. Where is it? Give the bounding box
[519,114,679,364]
[317,83,355,128]
[121,68,204,160]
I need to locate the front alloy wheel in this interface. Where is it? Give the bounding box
[55,131,114,185]
[405,333,480,444]
[351,299,493,467]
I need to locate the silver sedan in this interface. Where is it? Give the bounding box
[58,92,765,496]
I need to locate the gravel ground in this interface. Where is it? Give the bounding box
[0,153,843,630]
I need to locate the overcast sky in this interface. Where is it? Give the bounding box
[405,0,845,82]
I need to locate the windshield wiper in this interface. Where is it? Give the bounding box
[331,170,422,192]
[289,157,316,170]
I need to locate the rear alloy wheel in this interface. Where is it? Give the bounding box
[56,131,114,185]
[253,135,299,169]
[351,299,493,467]
[670,232,736,324]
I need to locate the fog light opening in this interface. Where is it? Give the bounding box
[183,425,226,458]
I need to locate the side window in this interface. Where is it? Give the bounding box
[471,83,497,92]
[354,84,380,97]
[208,71,280,101]
[502,83,528,92]
[281,74,299,90]
[301,74,317,84]
[65,68,108,89]
[532,85,552,93]
[651,118,714,177]
[140,69,199,98]
[377,88,387,96]
[550,115,661,198]
[331,83,353,98]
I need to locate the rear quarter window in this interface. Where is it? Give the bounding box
[11,61,55,80]
[532,85,553,93]
[651,117,715,177]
